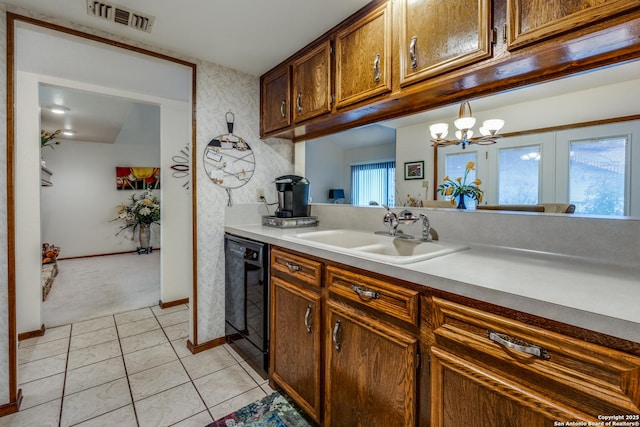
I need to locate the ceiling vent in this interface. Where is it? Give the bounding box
[86,1,154,33]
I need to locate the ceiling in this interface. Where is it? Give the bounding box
[7,0,372,76]
[40,84,160,144]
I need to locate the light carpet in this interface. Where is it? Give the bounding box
[42,252,160,327]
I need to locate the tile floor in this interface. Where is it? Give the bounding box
[1,304,274,427]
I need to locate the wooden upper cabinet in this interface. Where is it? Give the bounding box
[292,40,332,124]
[261,66,290,135]
[399,0,492,87]
[334,1,392,109]
[507,0,640,50]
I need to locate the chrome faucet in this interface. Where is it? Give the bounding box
[377,206,419,238]
[381,205,399,235]
[419,213,432,242]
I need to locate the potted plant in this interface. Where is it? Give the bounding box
[436,161,484,209]
[112,191,160,253]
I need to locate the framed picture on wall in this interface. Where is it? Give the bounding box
[404,161,424,180]
[116,167,161,190]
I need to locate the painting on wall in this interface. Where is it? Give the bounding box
[404,161,424,180]
[116,167,161,190]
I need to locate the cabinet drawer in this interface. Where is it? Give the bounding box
[271,249,322,288]
[327,266,419,326]
[432,297,640,414]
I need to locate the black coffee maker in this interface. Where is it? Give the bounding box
[275,175,310,218]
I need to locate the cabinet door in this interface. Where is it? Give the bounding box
[430,346,594,427]
[335,1,392,109]
[507,0,640,50]
[270,277,322,423]
[325,300,418,427]
[399,0,492,87]
[261,66,290,134]
[292,40,332,123]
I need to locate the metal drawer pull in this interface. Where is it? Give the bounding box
[373,53,381,82]
[285,262,301,272]
[488,330,550,360]
[280,100,286,118]
[409,36,418,69]
[304,305,312,334]
[352,284,380,300]
[333,320,342,351]
[296,92,303,113]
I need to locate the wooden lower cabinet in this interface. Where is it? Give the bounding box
[430,297,640,424]
[430,346,593,427]
[270,276,322,423]
[269,248,640,426]
[325,300,418,427]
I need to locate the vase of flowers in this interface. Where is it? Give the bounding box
[436,161,484,209]
[112,191,160,253]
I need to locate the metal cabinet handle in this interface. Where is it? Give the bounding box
[409,36,418,69]
[285,262,301,272]
[304,305,312,334]
[487,330,550,360]
[332,320,342,351]
[280,100,286,118]
[373,53,381,83]
[352,284,380,300]
[296,92,303,113]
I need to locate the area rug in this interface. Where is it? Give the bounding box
[207,391,314,427]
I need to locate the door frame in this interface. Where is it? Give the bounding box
[4,12,198,412]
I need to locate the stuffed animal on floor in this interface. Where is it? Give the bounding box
[42,243,61,264]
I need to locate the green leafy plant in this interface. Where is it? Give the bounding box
[112,191,160,237]
[436,161,484,205]
[41,129,62,149]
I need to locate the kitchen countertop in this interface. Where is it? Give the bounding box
[225,224,640,344]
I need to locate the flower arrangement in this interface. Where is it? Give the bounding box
[436,161,484,207]
[396,191,422,207]
[41,129,62,149]
[112,191,160,237]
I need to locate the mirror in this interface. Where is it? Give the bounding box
[304,59,640,218]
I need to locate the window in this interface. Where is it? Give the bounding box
[498,146,540,204]
[350,161,395,206]
[569,137,627,216]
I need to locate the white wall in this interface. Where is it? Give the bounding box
[41,140,161,258]
[14,72,42,335]
[159,101,192,303]
[305,140,344,203]
[396,125,433,202]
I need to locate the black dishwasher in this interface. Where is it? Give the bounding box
[224,234,269,375]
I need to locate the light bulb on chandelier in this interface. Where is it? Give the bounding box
[429,101,504,149]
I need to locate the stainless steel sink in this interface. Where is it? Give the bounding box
[287,229,468,264]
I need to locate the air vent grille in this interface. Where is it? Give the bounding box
[86,0,154,33]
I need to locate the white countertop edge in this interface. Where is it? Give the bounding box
[225,224,640,344]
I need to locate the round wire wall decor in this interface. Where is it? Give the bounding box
[203,112,255,205]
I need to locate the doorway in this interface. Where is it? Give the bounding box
[6,13,198,410]
[39,83,162,326]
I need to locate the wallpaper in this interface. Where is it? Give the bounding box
[195,61,293,343]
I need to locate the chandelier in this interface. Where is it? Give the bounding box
[429,101,505,149]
